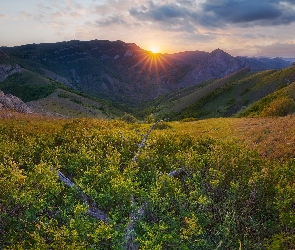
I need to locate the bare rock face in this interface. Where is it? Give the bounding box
[207,49,243,76]
[0,64,22,82]
[177,49,245,88]
[0,91,32,113]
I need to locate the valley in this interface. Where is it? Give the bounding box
[0,40,293,120]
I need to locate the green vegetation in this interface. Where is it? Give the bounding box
[0,67,121,118]
[238,80,295,118]
[0,115,294,249]
[0,71,62,102]
[153,65,295,120]
[2,47,294,121]
[144,113,156,124]
[181,117,199,122]
[120,113,138,123]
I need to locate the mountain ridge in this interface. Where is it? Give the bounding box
[0,39,293,119]
[1,40,291,105]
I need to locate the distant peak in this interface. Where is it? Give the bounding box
[211,48,225,54]
[210,48,232,57]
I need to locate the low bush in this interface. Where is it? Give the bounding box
[261,96,295,117]
[120,113,138,123]
[0,117,294,249]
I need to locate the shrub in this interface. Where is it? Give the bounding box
[261,96,295,117]
[120,113,138,123]
[144,113,155,124]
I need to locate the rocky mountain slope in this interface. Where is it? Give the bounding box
[0,90,31,113]
[1,40,291,105]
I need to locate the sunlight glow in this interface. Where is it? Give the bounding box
[150,46,160,54]
[129,49,173,87]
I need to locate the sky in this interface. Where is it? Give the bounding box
[1,0,295,57]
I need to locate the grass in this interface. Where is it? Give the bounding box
[2,109,294,161]
[156,68,252,116]
[172,115,295,160]
[160,64,295,120]
[238,80,295,118]
[28,89,113,119]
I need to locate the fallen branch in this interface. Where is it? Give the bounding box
[56,120,168,248]
[125,196,148,250]
[124,121,165,249]
[168,168,187,178]
[132,120,163,163]
[57,171,109,222]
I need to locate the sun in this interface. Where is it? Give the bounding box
[150,46,160,54]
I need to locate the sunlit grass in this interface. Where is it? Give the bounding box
[173,115,295,160]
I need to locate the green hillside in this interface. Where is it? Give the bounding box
[164,64,295,120]
[1,62,295,121]
[237,65,295,117]
[0,114,294,249]
[1,40,291,106]
[0,69,62,102]
[28,88,118,118]
[152,67,252,118]
[0,68,121,118]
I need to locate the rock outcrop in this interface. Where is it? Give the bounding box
[0,64,22,82]
[0,91,32,113]
[177,49,245,88]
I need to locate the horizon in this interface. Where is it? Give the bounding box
[1,0,295,57]
[1,39,295,60]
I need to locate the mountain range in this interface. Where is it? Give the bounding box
[0,39,294,119]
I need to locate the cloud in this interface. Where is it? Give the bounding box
[95,15,127,26]
[130,3,190,21]
[147,4,187,20]
[176,0,194,6]
[20,11,34,21]
[255,42,295,57]
[35,0,87,21]
[128,0,295,30]
[203,1,280,22]
[129,2,200,32]
[2,0,294,57]
[69,12,82,18]
[200,0,295,27]
[174,31,217,44]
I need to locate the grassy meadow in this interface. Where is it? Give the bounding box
[0,112,294,249]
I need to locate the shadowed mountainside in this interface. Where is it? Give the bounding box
[1,40,290,105]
